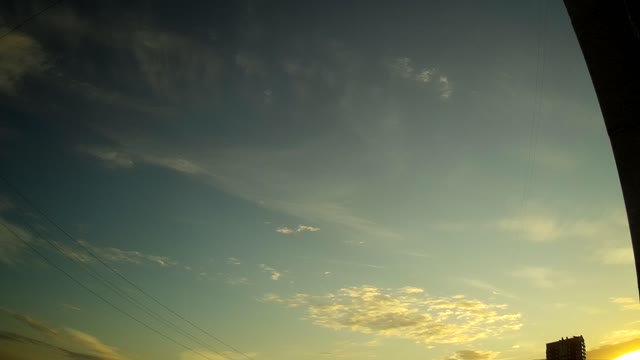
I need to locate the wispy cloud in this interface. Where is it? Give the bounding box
[497,210,630,247]
[0,331,121,360]
[438,76,454,99]
[276,224,320,235]
[399,286,425,294]
[62,304,82,312]
[276,227,295,234]
[226,257,242,265]
[444,350,499,360]
[81,146,202,174]
[1,308,59,337]
[65,328,124,360]
[599,247,635,265]
[0,219,33,265]
[461,278,518,299]
[80,146,135,168]
[610,297,640,311]
[1,310,125,360]
[57,240,178,267]
[0,31,48,94]
[388,57,453,98]
[263,286,521,344]
[497,216,561,242]
[259,264,282,280]
[511,266,571,289]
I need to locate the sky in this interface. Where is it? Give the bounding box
[0,0,639,359]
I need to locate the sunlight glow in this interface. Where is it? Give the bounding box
[616,350,640,360]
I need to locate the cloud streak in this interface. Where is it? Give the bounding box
[0,310,125,360]
[57,240,178,267]
[264,286,521,344]
[276,224,320,235]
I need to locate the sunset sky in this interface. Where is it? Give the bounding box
[1,1,639,359]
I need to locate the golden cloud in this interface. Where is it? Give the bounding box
[264,286,521,344]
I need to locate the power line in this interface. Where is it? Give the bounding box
[0,0,62,41]
[0,220,216,360]
[518,0,549,228]
[8,207,235,360]
[0,174,254,360]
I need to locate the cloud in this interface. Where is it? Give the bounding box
[511,266,570,288]
[62,304,82,312]
[390,57,414,79]
[461,279,518,299]
[56,240,177,267]
[438,76,454,99]
[0,220,33,265]
[0,311,125,360]
[610,297,640,311]
[226,257,241,265]
[497,216,561,242]
[497,210,631,248]
[296,225,320,232]
[80,147,134,168]
[1,308,59,337]
[0,331,115,360]
[133,30,223,103]
[259,264,281,280]
[388,57,452,97]
[264,286,521,344]
[399,286,425,294]
[276,227,295,235]
[599,247,635,265]
[444,350,499,360]
[0,31,47,94]
[64,329,123,360]
[276,225,320,235]
[81,146,203,175]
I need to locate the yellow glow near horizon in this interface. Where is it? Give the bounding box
[616,350,640,360]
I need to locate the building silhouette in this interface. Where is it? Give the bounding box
[546,336,586,360]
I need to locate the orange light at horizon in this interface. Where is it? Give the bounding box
[616,350,640,360]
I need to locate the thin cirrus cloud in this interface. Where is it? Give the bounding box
[388,57,453,99]
[259,264,282,280]
[275,224,320,235]
[56,239,178,267]
[0,309,125,360]
[263,285,521,344]
[511,266,573,289]
[609,297,640,311]
[0,218,32,265]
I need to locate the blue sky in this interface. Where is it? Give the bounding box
[1,1,639,359]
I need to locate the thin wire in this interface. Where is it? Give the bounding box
[518,0,549,224]
[0,174,254,360]
[0,0,62,41]
[0,220,216,360]
[10,207,234,360]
